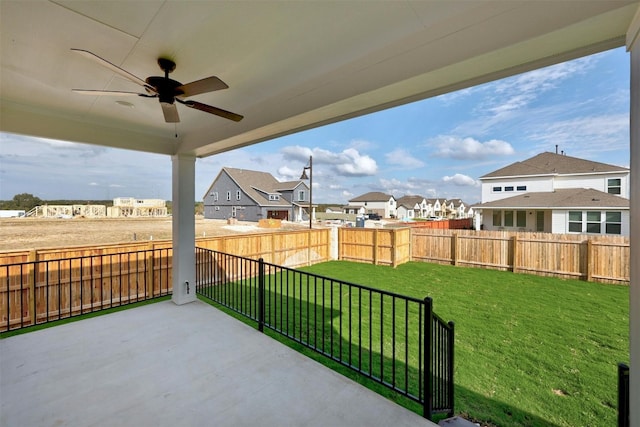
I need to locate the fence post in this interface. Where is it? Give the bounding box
[28,250,37,326]
[512,235,519,273]
[586,239,593,282]
[271,233,276,264]
[392,229,398,267]
[373,229,379,265]
[308,229,312,266]
[423,296,433,420]
[451,233,458,266]
[146,243,154,298]
[258,257,265,333]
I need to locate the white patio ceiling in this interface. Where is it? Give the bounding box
[1,1,637,158]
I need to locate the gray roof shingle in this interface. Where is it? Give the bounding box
[480,152,628,179]
[224,168,300,207]
[349,192,394,202]
[473,188,629,209]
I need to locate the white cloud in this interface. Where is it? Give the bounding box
[276,165,300,180]
[442,173,479,187]
[378,178,422,195]
[430,136,514,160]
[488,57,594,115]
[451,55,598,136]
[281,145,377,177]
[385,149,424,168]
[528,114,628,156]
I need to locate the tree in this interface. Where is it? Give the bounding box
[1,193,43,210]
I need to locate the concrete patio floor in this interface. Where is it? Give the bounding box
[1,300,436,427]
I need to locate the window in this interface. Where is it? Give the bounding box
[213,192,218,201]
[236,190,241,200]
[606,211,622,234]
[586,211,601,233]
[492,186,502,192]
[516,211,526,228]
[298,190,305,201]
[492,210,502,227]
[536,211,544,232]
[268,194,280,201]
[516,185,527,191]
[505,186,514,192]
[568,211,582,232]
[504,211,514,227]
[226,191,231,201]
[607,178,621,195]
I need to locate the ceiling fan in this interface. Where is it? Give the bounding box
[71,48,243,123]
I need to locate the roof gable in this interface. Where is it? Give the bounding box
[219,168,294,207]
[349,192,394,202]
[480,152,629,179]
[396,195,424,206]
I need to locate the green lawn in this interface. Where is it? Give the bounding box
[296,261,628,426]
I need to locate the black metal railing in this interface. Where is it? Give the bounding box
[1,248,172,332]
[195,247,454,420]
[618,362,630,427]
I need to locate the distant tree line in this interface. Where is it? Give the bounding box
[0,193,207,215]
[0,193,113,211]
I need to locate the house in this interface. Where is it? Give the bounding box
[473,152,630,235]
[325,206,344,213]
[202,168,311,222]
[396,195,429,219]
[426,198,445,219]
[446,199,470,219]
[348,192,397,218]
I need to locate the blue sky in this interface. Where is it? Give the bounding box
[0,47,630,205]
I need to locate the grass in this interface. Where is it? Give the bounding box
[297,261,628,426]
[3,258,626,426]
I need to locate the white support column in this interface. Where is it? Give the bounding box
[628,7,640,425]
[171,154,197,305]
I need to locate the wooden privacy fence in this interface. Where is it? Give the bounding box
[339,227,411,267]
[0,229,330,331]
[0,247,173,332]
[195,228,331,267]
[0,226,631,331]
[411,229,630,285]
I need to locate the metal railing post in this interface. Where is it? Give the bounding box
[258,257,265,333]
[619,362,630,427]
[448,320,455,418]
[423,296,433,420]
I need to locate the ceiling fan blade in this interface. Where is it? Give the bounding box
[71,48,149,89]
[179,99,243,122]
[72,89,152,97]
[176,76,228,98]
[161,102,180,123]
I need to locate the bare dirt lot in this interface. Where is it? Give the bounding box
[0,216,309,252]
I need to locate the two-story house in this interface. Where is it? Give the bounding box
[202,167,311,222]
[348,192,397,218]
[473,152,630,235]
[396,195,429,219]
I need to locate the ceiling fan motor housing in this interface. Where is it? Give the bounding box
[146,76,183,104]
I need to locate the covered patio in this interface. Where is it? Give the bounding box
[1,1,640,424]
[0,300,434,427]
